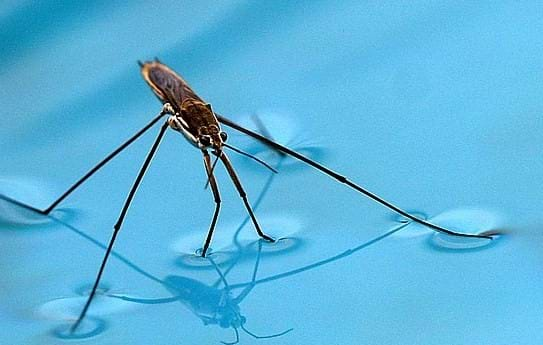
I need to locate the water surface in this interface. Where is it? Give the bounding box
[1,2,543,344]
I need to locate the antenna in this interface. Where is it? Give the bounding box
[223,143,278,174]
[240,324,293,340]
[221,327,240,345]
[204,150,222,189]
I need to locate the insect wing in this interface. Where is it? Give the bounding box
[141,62,203,111]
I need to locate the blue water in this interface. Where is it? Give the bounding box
[2,1,543,344]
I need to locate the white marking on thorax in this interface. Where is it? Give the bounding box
[168,115,198,146]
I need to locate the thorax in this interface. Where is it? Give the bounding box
[167,100,222,147]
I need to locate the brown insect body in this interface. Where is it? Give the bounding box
[141,61,225,150]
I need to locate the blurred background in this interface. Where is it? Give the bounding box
[1,1,543,344]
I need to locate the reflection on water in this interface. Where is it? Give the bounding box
[0,142,430,343]
[228,221,410,289]
[238,111,327,173]
[44,215,412,342]
[100,220,416,344]
[0,192,76,229]
[0,182,505,343]
[108,241,293,344]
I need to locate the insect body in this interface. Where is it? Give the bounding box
[140,61,274,257]
[142,62,224,149]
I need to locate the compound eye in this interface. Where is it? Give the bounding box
[220,132,228,141]
[200,136,211,146]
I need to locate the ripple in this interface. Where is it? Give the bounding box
[172,214,304,259]
[253,143,326,172]
[0,177,74,227]
[74,283,111,296]
[228,111,327,171]
[171,228,240,269]
[430,232,496,250]
[232,214,303,243]
[37,289,137,321]
[425,208,503,251]
[232,215,305,259]
[51,317,107,340]
[390,211,433,238]
[390,211,428,224]
[173,215,305,269]
[249,237,303,256]
[176,249,238,269]
[0,197,48,227]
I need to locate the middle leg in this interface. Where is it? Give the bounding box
[219,152,274,242]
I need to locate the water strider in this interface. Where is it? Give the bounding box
[2,59,495,332]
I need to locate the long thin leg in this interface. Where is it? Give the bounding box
[201,150,222,257]
[41,104,174,215]
[71,121,169,332]
[219,152,274,242]
[217,115,492,240]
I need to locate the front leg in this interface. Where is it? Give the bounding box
[201,150,222,257]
